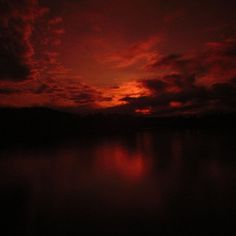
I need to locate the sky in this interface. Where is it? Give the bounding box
[0,0,236,116]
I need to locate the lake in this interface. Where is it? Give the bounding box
[0,129,235,235]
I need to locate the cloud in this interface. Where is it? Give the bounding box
[62,83,102,106]
[0,87,21,95]
[198,39,236,85]
[0,79,105,109]
[0,0,66,83]
[142,79,168,92]
[147,53,190,71]
[0,0,47,81]
[105,39,236,116]
[0,0,236,116]
[29,78,105,108]
[0,0,94,109]
[99,35,161,68]
[97,81,151,108]
[112,80,235,116]
[121,77,236,116]
[148,39,236,86]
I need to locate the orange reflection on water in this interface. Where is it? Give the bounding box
[96,143,149,180]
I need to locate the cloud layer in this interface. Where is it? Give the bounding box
[0,0,236,115]
[0,0,47,81]
[107,39,236,116]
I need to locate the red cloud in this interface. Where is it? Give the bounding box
[98,35,161,68]
[0,0,48,82]
[1,1,236,116]
[103,39,236,116]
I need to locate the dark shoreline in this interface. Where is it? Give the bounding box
[0,107,235,147]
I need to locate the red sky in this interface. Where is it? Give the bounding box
[0,0,236,115]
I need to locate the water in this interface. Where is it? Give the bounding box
[0,129,235,235]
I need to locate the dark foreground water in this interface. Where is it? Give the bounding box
[0,129,235,235]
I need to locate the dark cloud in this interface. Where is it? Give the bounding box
[116,78,236,116]
[142,79,168,93]
[206,39,236,58]
[110,39,236,116]
[149,53,187,69]
[66,85,99,105]
[0,1,236,114]
[148,39,236,84]
[0,87,21,95]
[71,92,97,104]
[0,43,31,81]
[48,81,103,107]
[32,83,56,94]
[0,0,47,81]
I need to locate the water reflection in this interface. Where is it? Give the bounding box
[95,143,149,180]
[0,130,235,234]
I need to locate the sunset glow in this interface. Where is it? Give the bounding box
[0,1,235,235]
[0,0,236,115]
